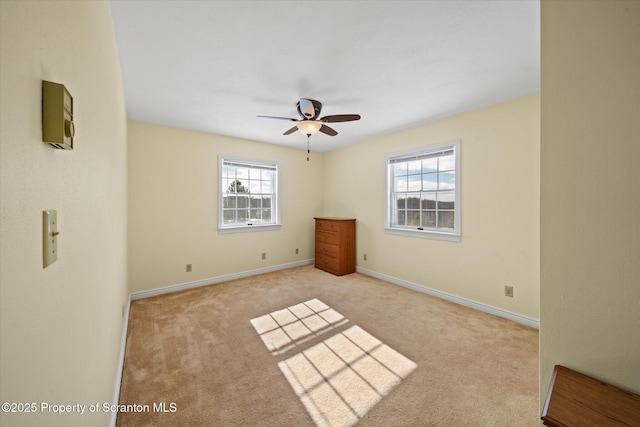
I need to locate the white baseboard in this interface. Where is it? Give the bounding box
[356,266,540,329]
[130,259,314,301]
[110,293,132,427]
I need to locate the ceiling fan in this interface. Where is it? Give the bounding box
[257,98,361,137]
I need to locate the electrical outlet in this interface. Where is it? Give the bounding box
[363,253,367,261]
[295,248,299,254]
[505,285,514,298]
[262,252,266,260]
[186,264,192,272]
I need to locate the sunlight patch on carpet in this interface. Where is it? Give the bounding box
[251,300,416,427]
[278,325,417,427]
[250,299,348,355]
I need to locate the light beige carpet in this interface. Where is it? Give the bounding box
[117,265,539,426]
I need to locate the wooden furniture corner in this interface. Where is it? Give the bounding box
[541,365,640,426]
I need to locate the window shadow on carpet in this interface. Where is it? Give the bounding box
[250,298,349,355]
[251,300,417,427]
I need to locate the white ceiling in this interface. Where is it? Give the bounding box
[110,0,539,152]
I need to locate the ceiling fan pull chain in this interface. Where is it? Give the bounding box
[307,135,310,161]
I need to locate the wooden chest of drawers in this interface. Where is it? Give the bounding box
[314,217,356,276]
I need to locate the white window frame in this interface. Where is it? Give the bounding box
[384,139,461,242]
[218,155,281,234]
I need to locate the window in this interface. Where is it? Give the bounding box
[385,140,460,242]
[219,156,280,233]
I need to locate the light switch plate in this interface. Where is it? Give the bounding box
[43,210,58,268]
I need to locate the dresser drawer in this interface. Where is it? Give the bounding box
[316,220,342,233]
[315,242,339,258]
[315,253,339,273]
[316,230,339,245]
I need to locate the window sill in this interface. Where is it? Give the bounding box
[384,227,461,242]
[218,224,281,234]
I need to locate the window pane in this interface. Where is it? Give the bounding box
[408,174,421,191]
[262,209,272,222]
[407,160,421,174]
[395,194,407,209]
[238,195,250,208]
[394,163,407,176]
[437,192,455,209]
[407,210,420,226]
[223,165,235,178]
[395,176,408,192]
[238,209,249,222]
[249,168,261,180]
[249,180,261,193]
[223,210,236,223]
[396,209,406,226]
[223,195,236,208]
[422,173,438,190]
[422,157,438,173]
[262,170,274,181]
[422,211,436,228]
[439,154,455,171]
[250,197,261,208]
[236,167,249,180]
[407,175,422,191]
[250,209,262,221]
[439,172,455,190]
[262,195,272,208]
[438,211,455,229]
[407,195,420,209]
[262,180,273,193]
[421,193,436,209]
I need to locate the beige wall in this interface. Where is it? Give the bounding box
[540,0,640,403]
[0,1,128,426]
[128,121,324,293]
[324,94,541,321]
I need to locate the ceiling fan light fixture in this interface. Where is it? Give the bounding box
[297,120,321,136]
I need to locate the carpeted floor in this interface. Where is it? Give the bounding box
[117,265,539,426]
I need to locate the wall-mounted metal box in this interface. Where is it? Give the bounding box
[42,80,74,150]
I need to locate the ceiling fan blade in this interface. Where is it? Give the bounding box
[283,126,298,135]
[319,125,338,136]
[319,114,361,123]
[257,115,297,121]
